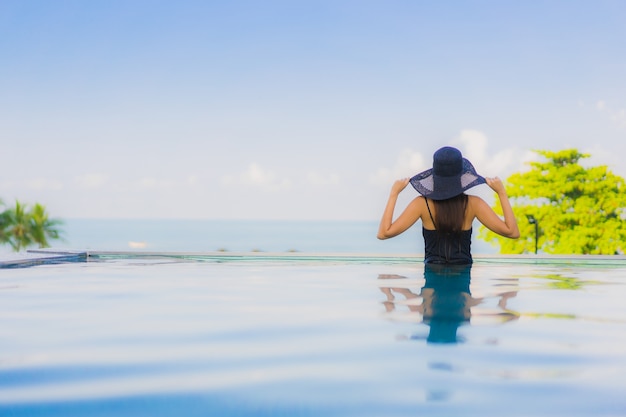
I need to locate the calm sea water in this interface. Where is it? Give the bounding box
[1,257,625,416]
[55,219,497,254]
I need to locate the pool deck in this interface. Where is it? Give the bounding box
[2,249,626,268]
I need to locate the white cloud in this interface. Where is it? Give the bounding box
[0,180,17,191]
[221,163,292,190]
[135,178,158,188]
[455,129,488,167]
[595,99,626,129]
[75,173,109,189]
[306,171,340,187]
[580,145,626,177]
[518,150,541,173]
[25,178,64,191]
[118,175,202,191]
[371,131,535,191]
[134,177,177,189]
[455,129,531,177]
[615,109,626,127]
[369,149,427,186]
[186,175,199,186]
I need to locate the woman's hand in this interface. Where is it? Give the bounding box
[485,177,506,195]
[391,178,410,195]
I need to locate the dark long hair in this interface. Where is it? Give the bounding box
[432,194,468,233]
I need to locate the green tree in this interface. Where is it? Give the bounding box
[0,199,8,246]
[29,203,64,248]
[3,200,34,252]
[481,149,626,254]
[0,200,64,252]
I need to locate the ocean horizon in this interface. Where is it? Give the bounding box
[33,218,499,255]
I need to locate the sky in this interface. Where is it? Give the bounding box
[1,0,625,220]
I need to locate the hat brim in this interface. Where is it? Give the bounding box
[410,158,485,200]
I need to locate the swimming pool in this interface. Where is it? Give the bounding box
[1,252,626,416]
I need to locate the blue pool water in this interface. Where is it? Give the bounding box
[1,255,626,416]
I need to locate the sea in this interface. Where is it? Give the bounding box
[42,218,498,254]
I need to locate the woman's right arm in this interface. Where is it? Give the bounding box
[472,177,520,239]
[377,178,421,240]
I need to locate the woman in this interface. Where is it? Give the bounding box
[377,146,519,264]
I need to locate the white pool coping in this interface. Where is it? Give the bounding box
[1,249,626,268]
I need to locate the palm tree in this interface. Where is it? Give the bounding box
[0,200,64,252]
[3,200,33,252]
[29,203,64,248]
[0,198,9,246]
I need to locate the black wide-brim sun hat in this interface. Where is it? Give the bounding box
[410,146,486,200]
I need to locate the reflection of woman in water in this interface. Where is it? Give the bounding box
[378,146,519,264]
[380,265,518,344]
[420,264,474,343]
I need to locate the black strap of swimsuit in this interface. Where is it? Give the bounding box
[425,198,436,229]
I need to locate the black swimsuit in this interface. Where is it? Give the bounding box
[423,198,473,265]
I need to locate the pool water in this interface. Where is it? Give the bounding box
[1,255,626,416]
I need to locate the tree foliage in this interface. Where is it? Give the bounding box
[0,200,64,252]
[480,149,626,254]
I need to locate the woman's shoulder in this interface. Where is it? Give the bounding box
[466,194,488,214]
[467,194,487,205]
[406,195,428,216]
[467,194,495,217]
[408,195,426,205]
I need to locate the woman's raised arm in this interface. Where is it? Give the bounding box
[471,177,519,239]
[377,179,421,240]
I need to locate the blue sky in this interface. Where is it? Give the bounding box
[1,1,625,220]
